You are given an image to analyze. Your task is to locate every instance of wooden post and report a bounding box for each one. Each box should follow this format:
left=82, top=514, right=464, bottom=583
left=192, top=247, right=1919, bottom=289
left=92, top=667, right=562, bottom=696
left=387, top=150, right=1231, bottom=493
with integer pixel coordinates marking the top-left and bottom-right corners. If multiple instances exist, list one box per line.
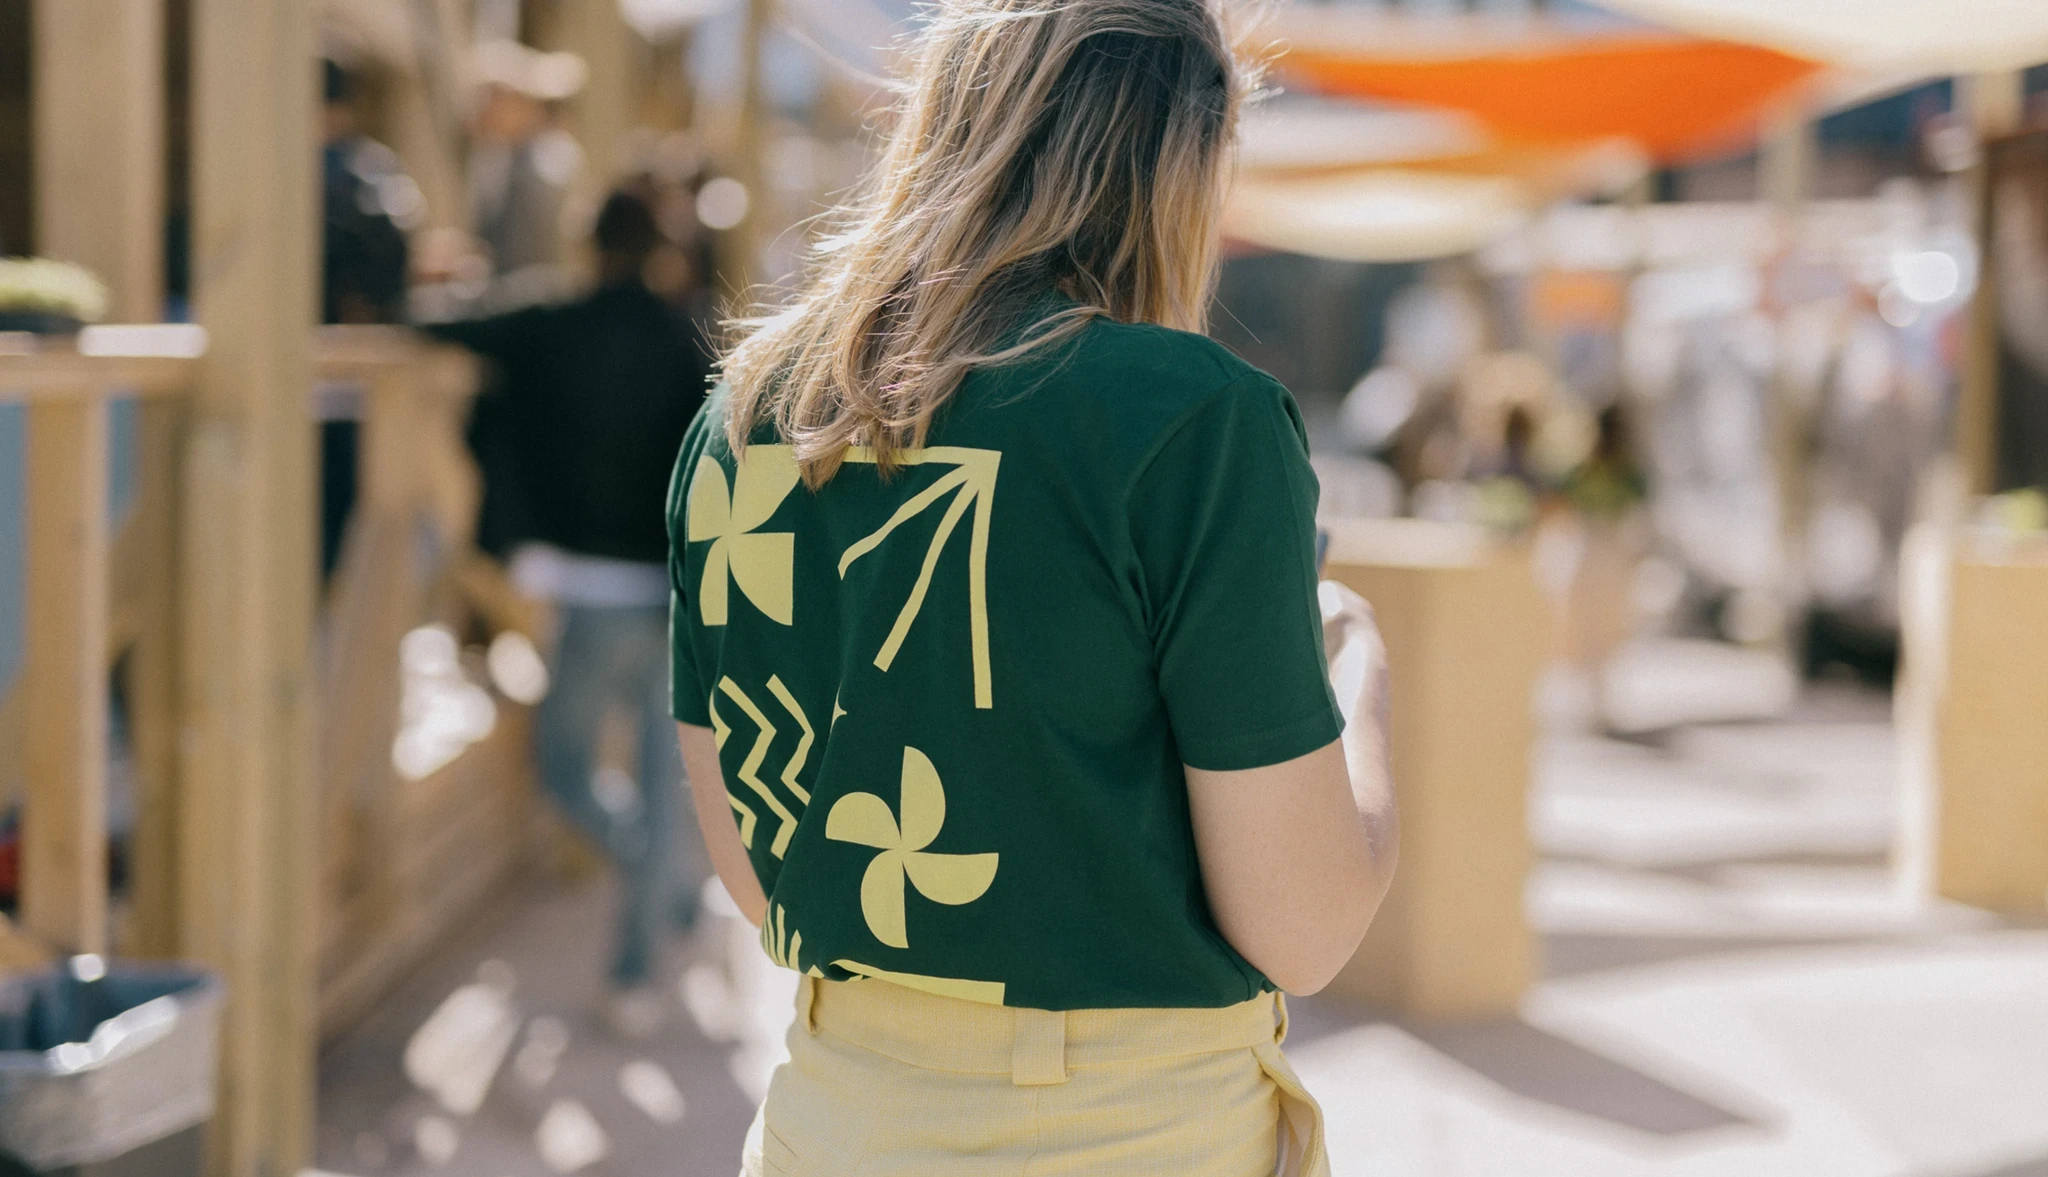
left=33, top=0, right=181, bottom=961
left=379, top=0, right=473, bottom=232
left=125, top=399, right=186, bottom=959
left=186, top=0, right=320, bottom=1169
left=1321, top=520, right=1547, bottom=1019
left=1760, top=109, right=1815, bottom=652
left=1958, top=71, right=2026, bottom=496
left=31, top=0, right=166, bottom=321
left=21, top=397, right=112, bottom=957
left=726, top=0, right=774, bottom=292
left=1933, top=541, right=2048, bottom=915
left=322, top=361, right=430, bottom=945
left=537, top=0, right=641, bottom=187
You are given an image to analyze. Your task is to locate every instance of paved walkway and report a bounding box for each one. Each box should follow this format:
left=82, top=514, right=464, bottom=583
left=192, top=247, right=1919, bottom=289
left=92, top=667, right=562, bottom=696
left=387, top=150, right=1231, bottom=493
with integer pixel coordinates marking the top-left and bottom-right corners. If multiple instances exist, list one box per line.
left=316, top=643, right=2048, bottom=1177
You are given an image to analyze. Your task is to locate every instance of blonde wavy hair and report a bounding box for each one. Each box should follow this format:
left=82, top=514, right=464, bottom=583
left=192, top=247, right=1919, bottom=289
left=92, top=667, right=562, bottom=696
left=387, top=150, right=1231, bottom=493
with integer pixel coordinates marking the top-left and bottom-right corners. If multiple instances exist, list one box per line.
left=722, top=0, right=1254, bottom=485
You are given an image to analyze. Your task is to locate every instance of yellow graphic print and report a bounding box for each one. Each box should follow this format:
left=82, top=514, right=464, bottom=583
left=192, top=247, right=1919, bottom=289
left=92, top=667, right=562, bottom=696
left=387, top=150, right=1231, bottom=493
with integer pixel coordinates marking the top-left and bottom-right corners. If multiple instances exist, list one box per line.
left=707, top=692, right=757, bottom=849
left=718, top=677, right=802, bottom=858
left=762, top=904, right=823, bottom=977
left=765, top=676, right=814, bottom=805
left=825, top=746, right=999, bottom=950
left=687, top=445, right=800, bottom=626
left=840, top=447, right=1001, bottom=709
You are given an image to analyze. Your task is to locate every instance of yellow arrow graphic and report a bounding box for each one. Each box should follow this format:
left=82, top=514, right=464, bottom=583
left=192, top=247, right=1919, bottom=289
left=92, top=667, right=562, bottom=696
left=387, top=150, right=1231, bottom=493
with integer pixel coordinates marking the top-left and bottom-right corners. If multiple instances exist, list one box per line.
left=840, top=447, right=1000, bottom=710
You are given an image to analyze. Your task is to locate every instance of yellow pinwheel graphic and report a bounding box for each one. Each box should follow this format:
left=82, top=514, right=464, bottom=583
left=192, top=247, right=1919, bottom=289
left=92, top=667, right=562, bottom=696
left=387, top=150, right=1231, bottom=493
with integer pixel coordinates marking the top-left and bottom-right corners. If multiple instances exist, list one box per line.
left=687, top=445, right=800, bottom=626
left=825, top=746, right=999, bottom=950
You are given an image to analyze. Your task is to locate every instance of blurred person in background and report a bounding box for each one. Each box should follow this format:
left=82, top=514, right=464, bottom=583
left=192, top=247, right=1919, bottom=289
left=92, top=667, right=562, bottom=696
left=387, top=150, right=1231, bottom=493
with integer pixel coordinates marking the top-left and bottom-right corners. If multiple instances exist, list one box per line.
left=424, top=189, right=714, bottom=1036
left=469, top=40, right=587, bottom=285
left=1563, top=403, right=1650, bottom=729
left=320, top=58, right=418, bottom=578
left=460, top=41, right=589, bottom=560
left=1473, top=402, right=1547, bottom=535
left=670, top=2, right=1397, bottom=1174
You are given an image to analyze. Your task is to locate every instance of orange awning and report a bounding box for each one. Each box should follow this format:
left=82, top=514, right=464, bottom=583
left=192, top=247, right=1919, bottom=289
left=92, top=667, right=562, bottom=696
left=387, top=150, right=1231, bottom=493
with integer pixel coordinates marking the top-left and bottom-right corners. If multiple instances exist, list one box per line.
left=1270, top=14, right=1825, bottom=164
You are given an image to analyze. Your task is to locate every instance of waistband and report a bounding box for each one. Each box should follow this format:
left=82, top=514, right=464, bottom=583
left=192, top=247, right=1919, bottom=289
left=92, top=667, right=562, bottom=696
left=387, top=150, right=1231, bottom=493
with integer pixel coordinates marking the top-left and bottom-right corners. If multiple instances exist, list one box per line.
left=796, top=975, right=1288, bottom=1087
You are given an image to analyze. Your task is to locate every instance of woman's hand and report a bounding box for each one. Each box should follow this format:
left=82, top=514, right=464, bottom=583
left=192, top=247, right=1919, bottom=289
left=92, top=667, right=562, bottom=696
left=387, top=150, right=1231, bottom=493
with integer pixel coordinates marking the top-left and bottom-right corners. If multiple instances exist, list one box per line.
left=1320, top=581, right=1394, bottom=817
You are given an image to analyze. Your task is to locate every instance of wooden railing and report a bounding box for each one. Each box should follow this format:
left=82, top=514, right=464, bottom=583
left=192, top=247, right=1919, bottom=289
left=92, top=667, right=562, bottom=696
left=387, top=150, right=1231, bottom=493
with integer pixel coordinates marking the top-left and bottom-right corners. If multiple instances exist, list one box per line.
left=308, top=326, right=542, bottom=1035
left=0, top=323, right=543, bottom=1031
left=0, top=326, right=201, bottom=964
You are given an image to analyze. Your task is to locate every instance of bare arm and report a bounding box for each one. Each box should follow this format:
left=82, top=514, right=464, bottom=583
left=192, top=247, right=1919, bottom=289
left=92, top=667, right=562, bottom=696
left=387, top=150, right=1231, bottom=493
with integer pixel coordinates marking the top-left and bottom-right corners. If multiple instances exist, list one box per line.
left=677, top=722, right=769, bottom=928
left=1185, top=584, right=1399, bottom=995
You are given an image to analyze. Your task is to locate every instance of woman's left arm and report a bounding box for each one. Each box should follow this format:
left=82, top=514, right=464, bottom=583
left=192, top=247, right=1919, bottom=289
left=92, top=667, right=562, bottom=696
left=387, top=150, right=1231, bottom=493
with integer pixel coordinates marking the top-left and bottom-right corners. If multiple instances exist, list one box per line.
left=677, top=722, right=769, bottom=928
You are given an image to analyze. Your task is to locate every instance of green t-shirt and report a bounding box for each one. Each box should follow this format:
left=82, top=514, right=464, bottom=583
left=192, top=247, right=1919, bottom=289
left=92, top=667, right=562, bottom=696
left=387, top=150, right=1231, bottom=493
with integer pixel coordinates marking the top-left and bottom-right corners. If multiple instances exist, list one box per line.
left=667, top=310, right=1342, bottom=1011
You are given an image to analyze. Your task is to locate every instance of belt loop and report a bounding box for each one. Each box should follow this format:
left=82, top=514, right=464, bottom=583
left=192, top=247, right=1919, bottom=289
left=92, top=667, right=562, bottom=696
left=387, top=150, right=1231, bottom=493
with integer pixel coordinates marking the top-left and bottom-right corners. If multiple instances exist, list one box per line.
left=1011, top=1007, right=1069, bottom=1086
left=796, top=973, right=820, bottom=1035
left=1273, top=991, right=1290, bottom=1045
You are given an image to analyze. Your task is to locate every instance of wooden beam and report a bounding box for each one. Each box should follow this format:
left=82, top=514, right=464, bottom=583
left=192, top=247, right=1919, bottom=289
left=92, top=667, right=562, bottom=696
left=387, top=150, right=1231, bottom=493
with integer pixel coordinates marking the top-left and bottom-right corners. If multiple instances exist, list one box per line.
left=735, top=0, right=773, bottom=289
left=122, top=399, right=187, bottom=958
left=24, top=0, right=182, bottom=957
left=321, top=364, right=430, bottom=944
left=1760, top=110, right=1816, bottom=647
left=377, top=0, right=474, bottom=232
left=1958, top=72, right=2026, bottom=496
left=5, top=0, right=184, bottom=917
left=21, top=396, right=111, bottom=956
left=535, top=0, right=640, bottom=184
left=185, top=0, right=319, bottom=1169
left=0, top=328, right=203, bottom=401
left=533, top=0, right=642, bottom=274
left=32, top=0, right=166, bottom=322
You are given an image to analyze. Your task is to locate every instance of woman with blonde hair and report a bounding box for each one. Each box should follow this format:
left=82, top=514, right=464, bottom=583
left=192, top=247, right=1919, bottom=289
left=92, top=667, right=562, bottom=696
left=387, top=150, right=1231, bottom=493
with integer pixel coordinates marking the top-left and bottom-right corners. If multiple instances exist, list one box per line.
left=669, top=2, right=1398, bottom=1173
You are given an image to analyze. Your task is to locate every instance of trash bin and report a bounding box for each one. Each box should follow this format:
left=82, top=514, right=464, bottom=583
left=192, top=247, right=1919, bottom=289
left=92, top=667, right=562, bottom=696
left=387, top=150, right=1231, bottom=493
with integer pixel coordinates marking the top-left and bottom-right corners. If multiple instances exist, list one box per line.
left=0, top=956, right=220, bottom=1176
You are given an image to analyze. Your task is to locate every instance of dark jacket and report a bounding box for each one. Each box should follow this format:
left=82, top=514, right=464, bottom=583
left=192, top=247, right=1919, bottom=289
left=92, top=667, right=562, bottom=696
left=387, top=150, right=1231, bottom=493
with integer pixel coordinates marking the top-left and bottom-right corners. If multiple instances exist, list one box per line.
left=425, top=280, right=713, bottom=563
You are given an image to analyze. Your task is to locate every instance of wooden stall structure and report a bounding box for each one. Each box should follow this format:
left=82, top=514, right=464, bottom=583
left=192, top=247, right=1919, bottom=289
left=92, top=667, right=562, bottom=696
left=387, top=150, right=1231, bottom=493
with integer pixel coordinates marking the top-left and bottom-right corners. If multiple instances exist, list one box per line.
left=1321, top=518, right=1550, bottom=1020
left=1, top=331, right=199, bottom=967
left=0, top=324, right=541, bottom=1173
left=1897, top=528, right=2048, bottom=918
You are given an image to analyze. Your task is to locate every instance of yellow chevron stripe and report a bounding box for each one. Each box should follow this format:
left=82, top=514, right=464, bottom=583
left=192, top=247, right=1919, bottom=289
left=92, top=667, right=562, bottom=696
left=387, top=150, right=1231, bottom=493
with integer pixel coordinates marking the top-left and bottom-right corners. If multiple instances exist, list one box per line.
left=710, top=692, right=756, bottom=845
left=709, top=692, right=732, bottom=750
left=719, top=677, right=800, bottom=858
left=728, top=794, right=757, bottom=848
left=766, top=675, right=814, bottom=804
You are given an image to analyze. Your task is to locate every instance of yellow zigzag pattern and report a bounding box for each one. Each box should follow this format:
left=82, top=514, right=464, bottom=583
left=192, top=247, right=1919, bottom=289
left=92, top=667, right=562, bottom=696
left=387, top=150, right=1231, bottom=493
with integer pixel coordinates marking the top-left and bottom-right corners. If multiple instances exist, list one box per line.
left=766, top=676, right=814, bottom=805
left=708, top=692, right=758, bottom=849
left=718, top=678, right=799, bottom=858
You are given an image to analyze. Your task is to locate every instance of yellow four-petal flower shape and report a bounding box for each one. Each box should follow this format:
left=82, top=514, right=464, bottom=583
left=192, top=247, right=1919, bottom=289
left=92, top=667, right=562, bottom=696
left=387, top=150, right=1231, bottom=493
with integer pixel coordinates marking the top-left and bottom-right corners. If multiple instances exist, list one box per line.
left=687, top=445, right=800, bottom=625
left=825, top=747, right=999, bottom=950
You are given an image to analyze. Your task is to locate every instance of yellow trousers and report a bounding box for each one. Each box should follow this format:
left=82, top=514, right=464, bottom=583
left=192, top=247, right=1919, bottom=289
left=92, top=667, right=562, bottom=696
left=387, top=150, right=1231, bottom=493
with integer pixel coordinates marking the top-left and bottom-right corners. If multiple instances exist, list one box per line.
left=740, top=976, right=1330, bottom=1177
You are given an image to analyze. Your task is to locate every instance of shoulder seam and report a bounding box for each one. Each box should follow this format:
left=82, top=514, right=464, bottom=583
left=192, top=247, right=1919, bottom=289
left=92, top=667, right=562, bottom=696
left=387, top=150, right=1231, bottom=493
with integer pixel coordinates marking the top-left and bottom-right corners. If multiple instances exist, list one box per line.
left=1122, top=368, right=1279, bottom=501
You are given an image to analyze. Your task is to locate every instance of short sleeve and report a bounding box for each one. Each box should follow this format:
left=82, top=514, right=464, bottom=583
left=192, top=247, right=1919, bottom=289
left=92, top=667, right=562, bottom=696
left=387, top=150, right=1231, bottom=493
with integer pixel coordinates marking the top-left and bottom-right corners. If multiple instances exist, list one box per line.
left=1127, top=374, right=1342, bottom=772
left=667, top=419, right=713, bottom=726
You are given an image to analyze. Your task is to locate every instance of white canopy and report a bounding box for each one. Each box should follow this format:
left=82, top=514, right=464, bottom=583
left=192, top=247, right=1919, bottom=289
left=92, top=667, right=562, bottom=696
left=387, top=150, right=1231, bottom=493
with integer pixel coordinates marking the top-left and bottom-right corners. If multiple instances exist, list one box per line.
left=1225, top=170, right=1531, bottom=263
left=1592, top=0, right=2048, bottom=74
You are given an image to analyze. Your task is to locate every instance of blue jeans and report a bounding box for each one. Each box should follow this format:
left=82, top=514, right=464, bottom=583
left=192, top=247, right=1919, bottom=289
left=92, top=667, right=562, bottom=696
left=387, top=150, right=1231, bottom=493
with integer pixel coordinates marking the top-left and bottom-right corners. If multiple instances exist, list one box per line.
left=537, top=604, right=706, bottom=986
